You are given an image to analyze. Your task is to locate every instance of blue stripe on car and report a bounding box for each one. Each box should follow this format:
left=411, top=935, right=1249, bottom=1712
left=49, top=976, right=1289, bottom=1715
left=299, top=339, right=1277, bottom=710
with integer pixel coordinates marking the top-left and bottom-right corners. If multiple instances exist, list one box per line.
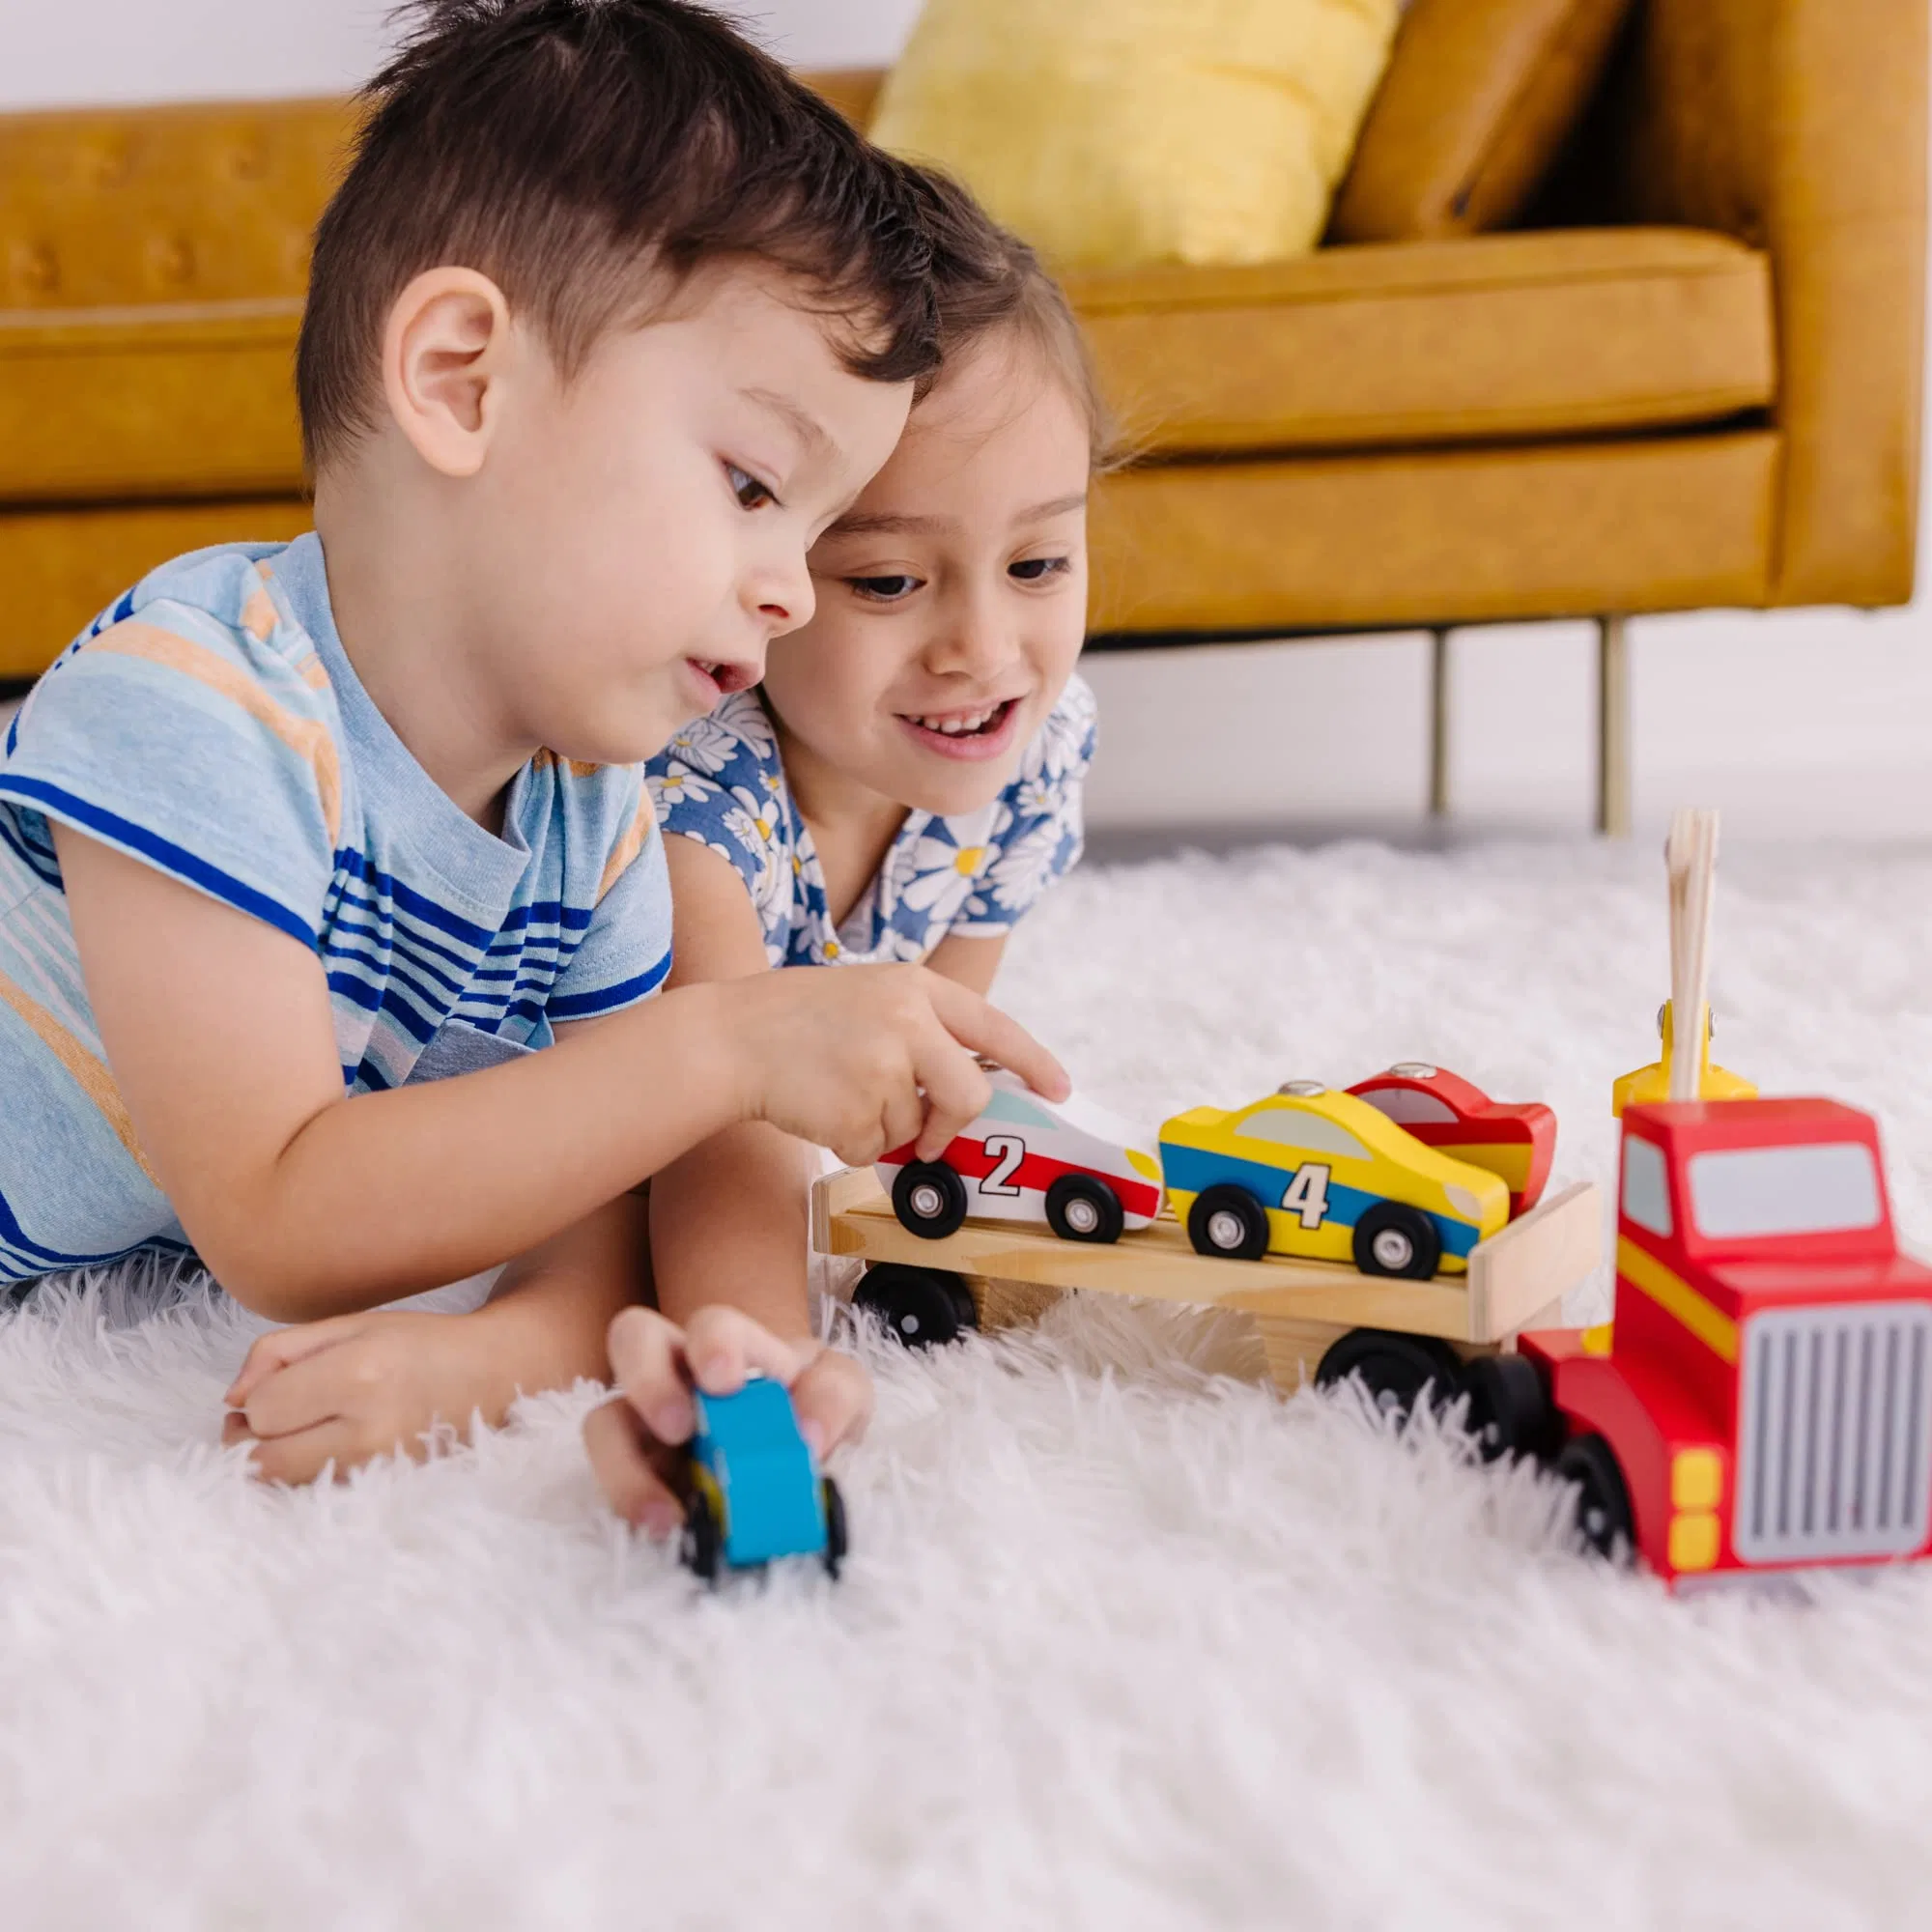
left=1157, top=1141, right=1479, bottom=1258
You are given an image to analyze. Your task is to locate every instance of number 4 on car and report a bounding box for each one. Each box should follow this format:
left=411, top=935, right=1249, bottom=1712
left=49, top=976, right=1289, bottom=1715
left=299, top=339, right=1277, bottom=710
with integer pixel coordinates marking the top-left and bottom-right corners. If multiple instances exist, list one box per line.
left=876, top=1067, right=1164, bottom=1245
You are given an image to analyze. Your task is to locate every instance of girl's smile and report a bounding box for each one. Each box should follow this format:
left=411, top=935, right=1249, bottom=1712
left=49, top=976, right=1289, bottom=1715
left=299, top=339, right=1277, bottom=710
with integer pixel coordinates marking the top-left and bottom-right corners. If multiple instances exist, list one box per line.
left=895, top=694, right=1026, bottom=760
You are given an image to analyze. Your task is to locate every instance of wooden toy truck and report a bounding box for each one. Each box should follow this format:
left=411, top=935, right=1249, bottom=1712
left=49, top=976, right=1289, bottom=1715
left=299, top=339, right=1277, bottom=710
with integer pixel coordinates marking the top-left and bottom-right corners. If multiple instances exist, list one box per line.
left=1512, top=1095, right=1932, bottom=1588
left=811, top=1163, right=1603, bottom=1422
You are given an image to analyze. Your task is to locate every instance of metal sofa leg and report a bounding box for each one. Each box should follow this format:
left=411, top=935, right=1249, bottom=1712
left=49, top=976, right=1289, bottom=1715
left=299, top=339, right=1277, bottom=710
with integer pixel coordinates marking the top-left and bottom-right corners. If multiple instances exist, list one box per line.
left=1597, top=614, right=1632, bottom=838
left=1429, top=626, right=1451, bottom=819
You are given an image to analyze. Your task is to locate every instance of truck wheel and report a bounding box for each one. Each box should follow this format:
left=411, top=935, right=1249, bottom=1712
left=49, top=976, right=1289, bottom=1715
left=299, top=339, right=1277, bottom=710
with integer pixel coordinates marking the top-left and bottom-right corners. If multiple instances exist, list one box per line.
left=892, top=1161, right=969, bottom=1239
left=1462, top=1353, right=1558, bottom=1462
left=681, top=1487, right=722, bottom=1584
left=1316, top=1328, right=1464, bottom=1419
left=1187, top=1183, right=1270, bottom=1261
left=1045, top=1174, right=1124, bottom=1243
left=821, top=1477, right=847, bottom=1580
left=853, top=1263, right=978, bottom=1349
left=1351, top=1203, right=1441, bottom=1279
left=1556, top=1434, right=1634, bottom=1561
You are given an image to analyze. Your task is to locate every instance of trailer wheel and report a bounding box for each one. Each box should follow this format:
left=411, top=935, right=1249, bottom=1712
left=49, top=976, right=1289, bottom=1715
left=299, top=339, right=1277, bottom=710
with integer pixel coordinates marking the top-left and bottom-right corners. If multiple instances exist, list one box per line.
left=853, top=1264, right=977, bottom=1349
left=1462, top=1353, right=1558, bottom=1462
left=1316, top=1328, right=1464, bottom=1419
left=892, top=1161, right=969, bottom=1239
left=1556, top=1434, right=1634, bottom=1561
left=1045, top=1174, right=1124, bottom=1244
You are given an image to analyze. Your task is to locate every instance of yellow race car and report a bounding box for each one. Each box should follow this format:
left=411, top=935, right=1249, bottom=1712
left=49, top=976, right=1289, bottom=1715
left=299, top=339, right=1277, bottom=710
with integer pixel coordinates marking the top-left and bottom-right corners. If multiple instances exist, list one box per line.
left=1158, top=1083, right=1510, bottom=1278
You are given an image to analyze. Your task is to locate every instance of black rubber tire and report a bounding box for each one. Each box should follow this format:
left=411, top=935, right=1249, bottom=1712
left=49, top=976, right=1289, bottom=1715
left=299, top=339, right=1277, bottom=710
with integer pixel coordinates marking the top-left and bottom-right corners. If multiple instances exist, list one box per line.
left=1187, top=1183, right=1271, bottom=1261
left=892, top=1161, right=969, bottom=1239
left=821, top=1477, right=848, bottom=1580
left=1556, top=1434, right=1635, bottom=1561
left=1316, top=1327, right=1465, bottom=1419
left=681, top=1486, right=722, bottom=1584
left=1045, top=1174, right=1124, bottom=1244
left=852, top=1263, right=977, bottom=1349
left=1462, top=1352, right=1559, bottom=1463
left=1351, top=1202, right=1442, bottom=1280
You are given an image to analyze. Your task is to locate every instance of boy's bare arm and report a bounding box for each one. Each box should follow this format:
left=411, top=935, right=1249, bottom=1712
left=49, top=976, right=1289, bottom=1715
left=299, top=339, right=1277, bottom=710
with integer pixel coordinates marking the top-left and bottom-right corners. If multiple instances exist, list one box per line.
left=225, top=1189, right=649, bottom=1484
left=55, top=827, right=1063, bottom=1322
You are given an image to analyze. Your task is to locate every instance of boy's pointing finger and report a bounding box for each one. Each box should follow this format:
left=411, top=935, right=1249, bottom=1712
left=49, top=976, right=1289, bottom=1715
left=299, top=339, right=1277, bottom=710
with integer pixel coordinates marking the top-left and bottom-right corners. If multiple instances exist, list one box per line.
left=924, top=977, right=1069, bottom=1102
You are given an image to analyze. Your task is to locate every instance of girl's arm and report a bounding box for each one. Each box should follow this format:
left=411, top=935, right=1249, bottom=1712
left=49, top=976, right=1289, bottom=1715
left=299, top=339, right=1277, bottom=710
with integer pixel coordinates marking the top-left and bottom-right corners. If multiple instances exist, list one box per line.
left=647, top=837, right=822, bottom=1341
left=647, top=849, right=1014, bottom=1340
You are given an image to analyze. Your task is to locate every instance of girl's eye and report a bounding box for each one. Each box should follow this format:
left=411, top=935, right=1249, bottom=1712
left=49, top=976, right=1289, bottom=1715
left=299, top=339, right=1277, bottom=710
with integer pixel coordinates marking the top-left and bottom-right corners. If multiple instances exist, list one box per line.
left=849, top=574, right=922, bottom=602
left=1009, top=555, right=1071, bottom=582
left=725, top=463, right=777, bottom=511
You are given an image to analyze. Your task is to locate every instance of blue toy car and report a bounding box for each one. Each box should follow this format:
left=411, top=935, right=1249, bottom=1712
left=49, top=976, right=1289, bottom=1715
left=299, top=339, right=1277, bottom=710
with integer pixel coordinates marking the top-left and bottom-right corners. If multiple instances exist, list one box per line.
left=681, top=1374, right=847, bottom=1582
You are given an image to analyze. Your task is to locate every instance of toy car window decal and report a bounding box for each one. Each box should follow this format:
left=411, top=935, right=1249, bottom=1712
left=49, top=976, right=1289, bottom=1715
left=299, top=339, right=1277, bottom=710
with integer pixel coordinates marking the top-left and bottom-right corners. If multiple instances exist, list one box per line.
left=1688, top=1143, right=1883, bottom=1240
left=1359, top=1089, right=1458, bottom=1125
left=1280, top=1163, right=1332, bottom=1229
left=980, top=1086, right=1056, bottom=1131
left=1621, top=1137, right=1673, bottom=1237
left=980, top=1135, right=1026, bottom=1195
left=1235, top=1110, right=1368, bottom=1164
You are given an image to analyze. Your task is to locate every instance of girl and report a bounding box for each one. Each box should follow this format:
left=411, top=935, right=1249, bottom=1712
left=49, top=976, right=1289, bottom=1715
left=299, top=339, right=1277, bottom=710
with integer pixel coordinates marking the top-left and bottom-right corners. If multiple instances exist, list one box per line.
left=582, top=185, right=1115, bottom=1526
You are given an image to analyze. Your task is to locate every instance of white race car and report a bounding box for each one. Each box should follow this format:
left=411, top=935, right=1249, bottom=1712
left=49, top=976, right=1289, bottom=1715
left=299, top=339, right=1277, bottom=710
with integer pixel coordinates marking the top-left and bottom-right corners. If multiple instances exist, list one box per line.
left=875, top=1068, right=1163, bottom=1244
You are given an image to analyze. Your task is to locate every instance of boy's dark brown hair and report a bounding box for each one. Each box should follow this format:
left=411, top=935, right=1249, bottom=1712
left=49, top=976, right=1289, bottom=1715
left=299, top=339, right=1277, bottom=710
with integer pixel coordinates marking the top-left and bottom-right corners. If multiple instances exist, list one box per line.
left=297, top=0, right=949, bottom=470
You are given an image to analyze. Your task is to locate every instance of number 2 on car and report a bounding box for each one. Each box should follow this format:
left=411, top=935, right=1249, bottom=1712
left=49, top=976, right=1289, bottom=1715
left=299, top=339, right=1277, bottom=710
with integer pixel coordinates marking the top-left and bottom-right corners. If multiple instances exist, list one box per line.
left=980, top=1136, right=1025, bottom=1195
left=1281, top=1163, right=1331, bottom=1228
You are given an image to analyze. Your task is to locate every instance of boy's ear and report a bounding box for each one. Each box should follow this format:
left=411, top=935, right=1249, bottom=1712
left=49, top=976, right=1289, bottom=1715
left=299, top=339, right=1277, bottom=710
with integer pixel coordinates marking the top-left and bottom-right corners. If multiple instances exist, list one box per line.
left=381, top=268, right=515, bottom=479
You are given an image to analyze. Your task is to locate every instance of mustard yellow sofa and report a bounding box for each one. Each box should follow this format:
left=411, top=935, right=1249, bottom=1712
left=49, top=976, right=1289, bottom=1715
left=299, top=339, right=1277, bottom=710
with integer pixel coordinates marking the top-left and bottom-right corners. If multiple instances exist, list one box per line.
left=0, top=0, right=1922, bottom=832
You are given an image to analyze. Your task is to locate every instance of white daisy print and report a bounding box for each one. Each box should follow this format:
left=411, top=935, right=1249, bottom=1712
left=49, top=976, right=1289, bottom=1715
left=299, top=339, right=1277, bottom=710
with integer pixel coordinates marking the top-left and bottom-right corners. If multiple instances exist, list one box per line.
left=647, top=761, right=718, bottom=821
left=661, top=714, right=743, bottom=775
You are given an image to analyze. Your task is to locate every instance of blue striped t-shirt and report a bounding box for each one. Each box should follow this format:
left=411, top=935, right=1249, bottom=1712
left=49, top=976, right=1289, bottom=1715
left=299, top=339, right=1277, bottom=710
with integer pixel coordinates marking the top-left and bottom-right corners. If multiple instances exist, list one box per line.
left=0, top=533, right=670, bottom=1286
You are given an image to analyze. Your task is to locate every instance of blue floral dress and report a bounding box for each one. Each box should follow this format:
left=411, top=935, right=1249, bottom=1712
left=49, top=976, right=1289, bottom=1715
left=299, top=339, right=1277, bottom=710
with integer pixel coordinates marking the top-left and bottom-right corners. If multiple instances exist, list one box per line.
left=646, top=676, right=1096, bottom=966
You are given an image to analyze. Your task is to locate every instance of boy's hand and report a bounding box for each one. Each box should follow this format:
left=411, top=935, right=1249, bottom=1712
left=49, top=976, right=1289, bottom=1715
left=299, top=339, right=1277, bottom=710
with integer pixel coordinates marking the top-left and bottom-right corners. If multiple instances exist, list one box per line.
left=222, top=1310, right=491, bottom=1484
left=711, top=963, right=1067, bottom=1166
left=582, top=1304, right=872, bottom=1536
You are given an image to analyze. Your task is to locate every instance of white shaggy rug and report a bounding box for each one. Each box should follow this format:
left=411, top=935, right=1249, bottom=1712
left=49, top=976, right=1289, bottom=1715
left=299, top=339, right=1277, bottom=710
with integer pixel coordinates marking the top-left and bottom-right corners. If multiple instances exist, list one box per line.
left=5, top=837, right=1932, bottom=1930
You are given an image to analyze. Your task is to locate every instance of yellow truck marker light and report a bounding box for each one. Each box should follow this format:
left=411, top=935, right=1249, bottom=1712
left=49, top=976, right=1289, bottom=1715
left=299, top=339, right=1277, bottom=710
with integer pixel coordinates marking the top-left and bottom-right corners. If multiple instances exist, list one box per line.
left=1668, top=1511, right=1721, bottom=1573
left=1671, top=1447, right=1723, bottom=1511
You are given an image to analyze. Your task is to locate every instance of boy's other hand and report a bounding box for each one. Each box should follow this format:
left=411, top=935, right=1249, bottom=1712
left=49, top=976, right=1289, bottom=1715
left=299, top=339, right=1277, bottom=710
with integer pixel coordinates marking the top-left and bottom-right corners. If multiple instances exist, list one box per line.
left=706, top=964, right=1067, bottom=1166
left=222, top=1310, right=490, bottom=1484
left=583, top=1304, right=872, bottom=1537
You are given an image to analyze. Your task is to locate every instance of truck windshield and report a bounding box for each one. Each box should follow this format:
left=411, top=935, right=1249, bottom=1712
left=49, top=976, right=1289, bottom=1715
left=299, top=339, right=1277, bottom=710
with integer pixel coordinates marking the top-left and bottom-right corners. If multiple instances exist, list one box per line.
left=1687, top=1142, right=1883, bottom=1239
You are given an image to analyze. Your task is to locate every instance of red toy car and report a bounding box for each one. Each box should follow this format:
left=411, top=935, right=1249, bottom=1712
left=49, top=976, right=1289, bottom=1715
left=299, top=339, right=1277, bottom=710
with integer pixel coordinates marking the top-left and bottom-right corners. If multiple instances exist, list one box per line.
left=1493, top=1097, right=1932, bottom=1589
left=1347, top=1063, right=1556, bottom=1217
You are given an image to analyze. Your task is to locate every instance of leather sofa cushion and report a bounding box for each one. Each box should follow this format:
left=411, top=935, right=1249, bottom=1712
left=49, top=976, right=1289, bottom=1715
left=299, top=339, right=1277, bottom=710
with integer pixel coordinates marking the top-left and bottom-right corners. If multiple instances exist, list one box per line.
left=1331, top=0, right=1634, bottom=242
left=1066, top=227, right=1774, bottom=457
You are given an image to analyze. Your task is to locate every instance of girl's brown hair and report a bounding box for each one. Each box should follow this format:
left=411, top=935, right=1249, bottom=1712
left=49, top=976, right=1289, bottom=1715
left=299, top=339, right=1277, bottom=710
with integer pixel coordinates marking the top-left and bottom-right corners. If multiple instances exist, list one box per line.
left=907, top=169, right=1122, bottom=472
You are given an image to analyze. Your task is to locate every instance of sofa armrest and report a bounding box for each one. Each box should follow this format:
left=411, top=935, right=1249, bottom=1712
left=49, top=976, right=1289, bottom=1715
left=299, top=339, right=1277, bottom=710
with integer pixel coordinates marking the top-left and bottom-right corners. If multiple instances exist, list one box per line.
left=1616, top=0, right=1926, bottom=606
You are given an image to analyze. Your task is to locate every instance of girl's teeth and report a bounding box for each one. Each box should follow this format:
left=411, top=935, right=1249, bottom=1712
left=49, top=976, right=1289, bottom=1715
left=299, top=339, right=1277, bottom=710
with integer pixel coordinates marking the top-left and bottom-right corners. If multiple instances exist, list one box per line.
left=917, top=704, right=1002, bottom=735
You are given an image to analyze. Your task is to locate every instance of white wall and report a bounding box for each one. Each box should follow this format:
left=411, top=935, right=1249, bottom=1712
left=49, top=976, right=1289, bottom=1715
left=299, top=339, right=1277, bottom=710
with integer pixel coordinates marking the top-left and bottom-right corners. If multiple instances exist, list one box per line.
left=0, top=0, right=922, bottom=106
left=5, top=0, right=1929, bottom=842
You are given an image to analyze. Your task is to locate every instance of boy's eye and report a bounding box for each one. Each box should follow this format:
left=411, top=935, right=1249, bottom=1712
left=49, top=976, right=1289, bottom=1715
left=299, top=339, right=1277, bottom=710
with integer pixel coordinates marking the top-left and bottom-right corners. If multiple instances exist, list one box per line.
left=849, top=574, right=922, bottom=602
left=725, top=463, right=777, bottom=511
left=1009, top=555, right=1070, bottom=582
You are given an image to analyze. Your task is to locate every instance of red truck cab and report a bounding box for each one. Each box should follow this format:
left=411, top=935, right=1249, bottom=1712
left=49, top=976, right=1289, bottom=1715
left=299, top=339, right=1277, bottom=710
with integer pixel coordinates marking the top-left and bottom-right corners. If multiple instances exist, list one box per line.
left=1520, top=1098, right=1932, bottom=1586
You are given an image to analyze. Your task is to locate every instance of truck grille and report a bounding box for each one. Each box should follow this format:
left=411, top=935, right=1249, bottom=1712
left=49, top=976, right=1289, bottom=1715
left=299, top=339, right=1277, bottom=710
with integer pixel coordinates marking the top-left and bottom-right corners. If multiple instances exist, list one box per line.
left=1735, top=1302, right=1932, bottom=1565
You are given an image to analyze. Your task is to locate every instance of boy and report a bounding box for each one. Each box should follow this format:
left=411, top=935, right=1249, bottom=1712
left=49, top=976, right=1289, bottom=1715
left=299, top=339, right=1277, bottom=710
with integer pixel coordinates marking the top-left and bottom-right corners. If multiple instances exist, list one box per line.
left=0, top=0, right=1061, bottom=1485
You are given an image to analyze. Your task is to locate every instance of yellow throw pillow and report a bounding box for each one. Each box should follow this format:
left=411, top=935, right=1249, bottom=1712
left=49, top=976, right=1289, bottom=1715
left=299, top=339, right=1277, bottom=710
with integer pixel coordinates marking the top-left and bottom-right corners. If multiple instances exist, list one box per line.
left=869, top=0, right=1403, bottom=271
